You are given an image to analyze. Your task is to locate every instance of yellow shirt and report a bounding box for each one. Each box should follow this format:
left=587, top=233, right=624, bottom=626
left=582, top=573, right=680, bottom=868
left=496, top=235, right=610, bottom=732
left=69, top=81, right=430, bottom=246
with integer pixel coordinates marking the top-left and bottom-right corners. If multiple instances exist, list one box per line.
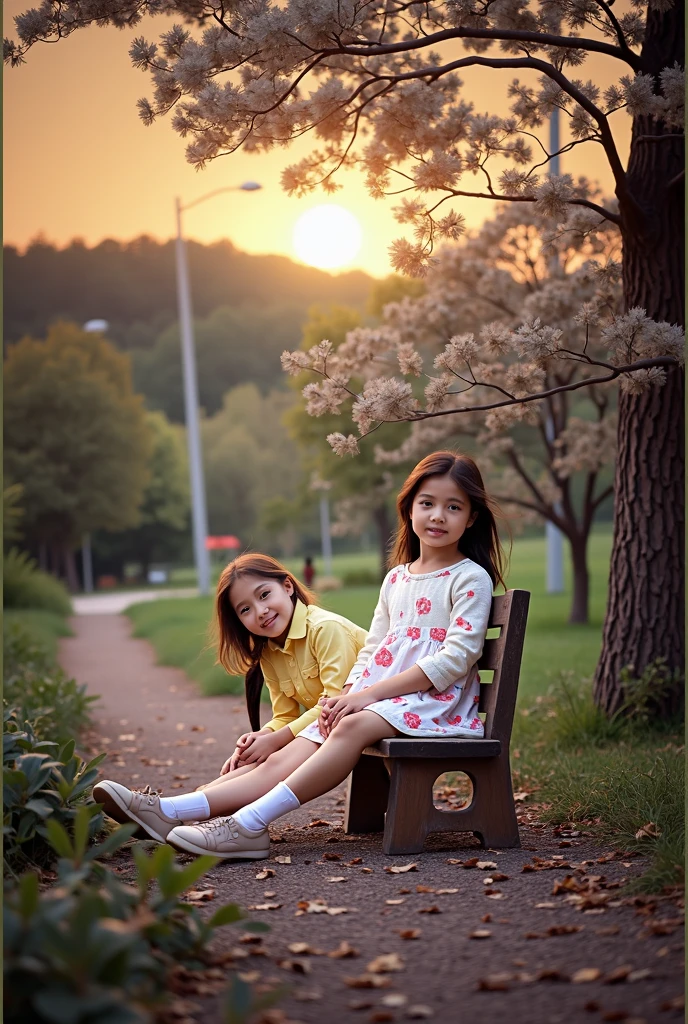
left=260, top=601, right=368, bottom=736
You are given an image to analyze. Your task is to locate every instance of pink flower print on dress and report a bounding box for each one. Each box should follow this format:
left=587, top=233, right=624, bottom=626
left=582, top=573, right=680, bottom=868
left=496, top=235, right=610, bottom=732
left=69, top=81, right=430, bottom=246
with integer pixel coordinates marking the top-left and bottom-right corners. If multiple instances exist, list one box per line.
left=406, top=627, right=421, bottom=640
left=469, top=717, right=482, bottom=730
left=375, top=648, right=393, bottom=668
left=384, top=634, right=397, bottom=646
left=391, top=696, right=407, bottom=705
left=473, top=694, right=480, bottom=703
left=436, top=570, right=451, bottom=577
left=403, top=712, right=421, bottom=730
left=466, top=590, right=474, bottom=597
left=455, top=616, right=473, bottom=631
left=416, top=597, right=432, bottom=615
left=446, top=714, right=462, bottom=726
left=430, top=627, right=447, bottom=642
left=362, top=668, right=370, bottom=679
left=390, top=573, right=398, bottom=584
left=429, top=689, right=454, bottom=702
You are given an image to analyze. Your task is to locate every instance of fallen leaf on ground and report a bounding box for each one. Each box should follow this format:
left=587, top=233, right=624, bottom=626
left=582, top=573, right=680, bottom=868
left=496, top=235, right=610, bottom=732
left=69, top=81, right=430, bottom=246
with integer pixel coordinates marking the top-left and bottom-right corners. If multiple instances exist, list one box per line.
left=513, top=791, right=529, bottom=802
left=203, top=737, right=217, bottom=744
left=535, top=902, right=558, bottom=909
left=361, top=867, right=374, bottom=874
left=446, top=858, right=462, bottom=865
left=248, top=902, right=282, bottom=911
left=603, top=965, right=633, bottom=984
left=399, top=929, right=421, bottom=940
left=348, top=857, right=363, bottom=865
left=477, top=973, right=513, bottom=992
left=328, top=877, right=347, bottom=883
left=118, top=733, right=136, bottom=741
left=485, top=892, right=505, bottom=900
left=381, top=994, right=408, bottom=1007
left=344, top=974, right=391, bottom=989
left=659, top=996, right=684, bottom=1012
left=288, top=942, right=323, bottom=956
left=386, top=899, right=405, bottom=905
left=406, top=1008, right=434, bottom=1020
left=255, top=868, right=275, bottom=880
left=173, top=773, right=191, bottom=780
left=367, top=953, right=404, bottom=973
left=263, top=890, right=276, bottom=897
left=476, top=861, right=498, bottom=870
left=435, top=888, right=459, bottom=895
left=274, top=855, right=292, bottom=864
left=308, top=819, right=332, bottom=827
left=370, top=1012, right=394, bottom=1023
left=190, top=725, right=206, bottom=732
left=184, top=889, right=215, bottom=902
left=416, top=885, right=435, bottom=893
left=322, top=853, right=341, bottom=861
left=627, top=969, right=651, bottom=983
left=327, top=941, right=359, bottom=958
left=470, top=929, right=492, bottom=940
left=296, top=899, right=352, bottom=916
left=571, top=968, right=602, bottom=983
left=237, top=971, right=260, bottom=983
left=536, top=968, right=569, bottom=982
left=349, top=999, right=374, bottom=1011
left=635, top=822, right=661, bottom=840
left=481, top=914, right=492, bottom=923
left=418, top=906, right=441, bottom=914
left=276, top=958, right=311, bottom=975
left=384, top=863, right=418, bottom=874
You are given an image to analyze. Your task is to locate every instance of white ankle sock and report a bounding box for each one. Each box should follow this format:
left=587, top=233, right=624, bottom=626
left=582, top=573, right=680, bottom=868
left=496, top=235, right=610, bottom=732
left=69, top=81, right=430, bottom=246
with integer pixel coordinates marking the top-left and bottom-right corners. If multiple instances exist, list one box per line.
left=160, top=791, right=210, bottom=822
left=234, top=782, right=300, bottom=833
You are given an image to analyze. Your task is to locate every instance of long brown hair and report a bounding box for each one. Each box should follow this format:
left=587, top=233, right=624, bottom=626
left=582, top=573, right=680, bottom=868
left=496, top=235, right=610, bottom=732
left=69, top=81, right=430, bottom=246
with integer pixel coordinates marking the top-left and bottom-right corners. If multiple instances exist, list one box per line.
left=389, top=451, right=509, bottom=589
left=215, top=553, right=315, bottom=730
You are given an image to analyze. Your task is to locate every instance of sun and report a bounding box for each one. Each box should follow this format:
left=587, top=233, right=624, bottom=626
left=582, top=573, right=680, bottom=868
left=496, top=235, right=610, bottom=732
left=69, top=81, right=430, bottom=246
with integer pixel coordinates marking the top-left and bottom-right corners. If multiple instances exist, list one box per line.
left=293, top=205, right=363, bottom=270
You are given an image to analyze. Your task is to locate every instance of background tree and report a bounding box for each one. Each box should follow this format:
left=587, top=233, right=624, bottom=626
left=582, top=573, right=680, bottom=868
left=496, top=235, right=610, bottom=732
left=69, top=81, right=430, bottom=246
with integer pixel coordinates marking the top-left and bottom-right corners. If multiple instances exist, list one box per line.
left=92, top=411, right=190, bottom=580
left=371, top=203, right=619, bottom=624
left=7, top=0, right=683, bottom=710
left=4, top=322, right=151, bottom=590
left=202, top=383, right=304, bottom=550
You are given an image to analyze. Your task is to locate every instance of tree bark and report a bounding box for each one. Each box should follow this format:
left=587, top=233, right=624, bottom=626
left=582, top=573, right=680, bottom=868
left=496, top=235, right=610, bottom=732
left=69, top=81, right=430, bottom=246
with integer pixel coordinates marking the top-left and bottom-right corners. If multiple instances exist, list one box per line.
left=593, top=3, right=685, bottom=714
left=569, top=534, right=589, bottom=625
left=373, top=502, right=394, bottom=582
left=62, top=542, right=81, bottom=593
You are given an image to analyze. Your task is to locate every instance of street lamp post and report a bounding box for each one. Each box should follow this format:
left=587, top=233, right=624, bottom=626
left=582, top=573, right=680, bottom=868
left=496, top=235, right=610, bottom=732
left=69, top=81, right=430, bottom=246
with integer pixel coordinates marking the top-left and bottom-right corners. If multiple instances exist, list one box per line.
left=546, top=109, right=565, bottom=594
left=174, top=182, right=262, bottom=596
left=81, top=319, right=110, bottom=593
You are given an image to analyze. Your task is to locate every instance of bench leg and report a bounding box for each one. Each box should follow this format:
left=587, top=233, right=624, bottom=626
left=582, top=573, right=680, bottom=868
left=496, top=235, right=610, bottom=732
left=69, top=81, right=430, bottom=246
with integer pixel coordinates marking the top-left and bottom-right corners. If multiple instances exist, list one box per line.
left=469, top=755, right=520, bottom=848
left=382, top=759, right=437, bottom=855
left=344, top=754, right=390, bottom=834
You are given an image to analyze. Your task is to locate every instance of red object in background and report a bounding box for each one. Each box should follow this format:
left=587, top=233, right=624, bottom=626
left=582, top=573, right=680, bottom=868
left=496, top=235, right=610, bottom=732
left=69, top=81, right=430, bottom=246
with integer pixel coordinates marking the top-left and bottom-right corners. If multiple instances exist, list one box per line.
left=205, top=536, right=241, bottom=550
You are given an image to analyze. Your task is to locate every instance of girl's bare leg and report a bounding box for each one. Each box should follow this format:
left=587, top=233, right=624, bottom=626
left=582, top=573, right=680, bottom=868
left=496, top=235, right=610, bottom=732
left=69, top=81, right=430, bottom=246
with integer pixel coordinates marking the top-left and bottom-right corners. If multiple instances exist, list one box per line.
left=198, top=763, right=257, bottom=791
left=204, top=738, right=318, bottom=816
left=284, top=711, right=396, bottom=804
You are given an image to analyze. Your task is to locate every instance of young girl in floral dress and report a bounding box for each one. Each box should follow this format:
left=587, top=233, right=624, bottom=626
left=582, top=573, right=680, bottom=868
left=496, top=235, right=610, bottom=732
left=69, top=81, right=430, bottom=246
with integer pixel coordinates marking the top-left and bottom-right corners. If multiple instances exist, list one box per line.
left=97, top=450, right=507, bottom=860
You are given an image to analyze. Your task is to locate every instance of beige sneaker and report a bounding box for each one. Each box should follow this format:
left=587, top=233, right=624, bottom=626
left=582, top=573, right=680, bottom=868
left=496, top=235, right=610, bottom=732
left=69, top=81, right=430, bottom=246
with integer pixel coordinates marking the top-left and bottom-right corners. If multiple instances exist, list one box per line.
left=93, top=780, right=178, bottom=843
left=167, top=816, right=270, bottom=860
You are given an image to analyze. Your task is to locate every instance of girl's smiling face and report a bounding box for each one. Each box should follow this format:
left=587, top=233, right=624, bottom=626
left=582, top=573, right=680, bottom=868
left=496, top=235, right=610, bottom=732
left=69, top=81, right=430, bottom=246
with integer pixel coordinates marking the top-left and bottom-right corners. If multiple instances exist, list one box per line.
left=230, top=574, right=295, bottom=645
left=410, top=473, right=476, bottom=553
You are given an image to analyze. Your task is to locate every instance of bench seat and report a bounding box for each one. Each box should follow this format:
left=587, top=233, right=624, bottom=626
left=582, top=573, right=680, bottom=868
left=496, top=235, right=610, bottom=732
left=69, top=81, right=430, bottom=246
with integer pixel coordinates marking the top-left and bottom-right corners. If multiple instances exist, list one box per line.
left=363, top=738, right=502, bottom=758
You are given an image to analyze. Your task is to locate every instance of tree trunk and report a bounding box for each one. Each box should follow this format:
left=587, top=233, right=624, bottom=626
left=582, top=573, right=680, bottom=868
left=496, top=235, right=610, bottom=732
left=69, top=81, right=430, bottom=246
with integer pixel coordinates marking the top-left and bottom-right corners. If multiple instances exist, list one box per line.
left=568, top=534, right=589, bottom=626
left=62, top=542, right=80, bottom=593
left=373, top=502, right=394, bottom=582
left=593, top=3, right=685, bottom=714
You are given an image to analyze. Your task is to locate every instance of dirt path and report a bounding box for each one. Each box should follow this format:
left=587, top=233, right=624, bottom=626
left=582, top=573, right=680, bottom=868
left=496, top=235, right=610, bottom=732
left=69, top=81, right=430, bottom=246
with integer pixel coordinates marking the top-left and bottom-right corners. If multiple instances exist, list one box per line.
left=60, top=614, right=684, bottom=1024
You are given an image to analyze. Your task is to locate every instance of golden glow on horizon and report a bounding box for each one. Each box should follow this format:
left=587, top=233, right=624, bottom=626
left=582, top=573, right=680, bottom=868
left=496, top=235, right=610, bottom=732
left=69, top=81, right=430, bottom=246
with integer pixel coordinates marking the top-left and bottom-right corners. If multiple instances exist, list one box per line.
left=293, top=205, right=363, bottom=270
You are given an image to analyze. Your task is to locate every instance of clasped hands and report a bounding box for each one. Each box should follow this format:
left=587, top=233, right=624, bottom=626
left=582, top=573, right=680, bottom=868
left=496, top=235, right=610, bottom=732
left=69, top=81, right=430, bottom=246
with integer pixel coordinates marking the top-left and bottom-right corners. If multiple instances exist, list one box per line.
left=318, top=689, right=372, bottom=737
left=220, top=728, right=285, bottom=775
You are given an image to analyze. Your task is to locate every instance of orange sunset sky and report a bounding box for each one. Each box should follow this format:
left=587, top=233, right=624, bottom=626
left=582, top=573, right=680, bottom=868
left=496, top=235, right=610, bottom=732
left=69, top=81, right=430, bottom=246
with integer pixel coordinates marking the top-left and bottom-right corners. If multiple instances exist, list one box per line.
left=4, top=2, right=631, bottom=278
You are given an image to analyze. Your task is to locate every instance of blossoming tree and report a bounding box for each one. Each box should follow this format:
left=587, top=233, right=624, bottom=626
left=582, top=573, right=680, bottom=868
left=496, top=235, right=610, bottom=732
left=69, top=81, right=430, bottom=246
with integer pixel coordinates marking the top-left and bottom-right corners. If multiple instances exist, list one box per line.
left=6, top=0, right=684, bottom=712
left=364, top=202, right=621, bottom=626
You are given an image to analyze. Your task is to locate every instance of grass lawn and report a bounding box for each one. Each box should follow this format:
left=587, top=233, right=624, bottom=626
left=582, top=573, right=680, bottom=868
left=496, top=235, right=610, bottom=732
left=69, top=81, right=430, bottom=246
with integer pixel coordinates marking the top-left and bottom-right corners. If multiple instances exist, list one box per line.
left=4, top=608, right=73, bottom=660
left=127, top=526, right=612, bottom=703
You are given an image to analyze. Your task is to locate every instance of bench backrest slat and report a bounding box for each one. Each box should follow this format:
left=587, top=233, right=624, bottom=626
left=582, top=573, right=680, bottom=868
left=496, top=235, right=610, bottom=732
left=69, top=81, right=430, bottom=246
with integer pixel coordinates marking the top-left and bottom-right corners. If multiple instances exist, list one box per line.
left=477, top=589, right=530, bottom=743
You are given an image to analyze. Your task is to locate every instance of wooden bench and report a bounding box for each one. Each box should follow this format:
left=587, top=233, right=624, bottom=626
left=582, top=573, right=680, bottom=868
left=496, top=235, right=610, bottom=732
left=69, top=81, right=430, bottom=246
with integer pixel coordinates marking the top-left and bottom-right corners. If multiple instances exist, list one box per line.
left=344, top=588, right=530, bottom=854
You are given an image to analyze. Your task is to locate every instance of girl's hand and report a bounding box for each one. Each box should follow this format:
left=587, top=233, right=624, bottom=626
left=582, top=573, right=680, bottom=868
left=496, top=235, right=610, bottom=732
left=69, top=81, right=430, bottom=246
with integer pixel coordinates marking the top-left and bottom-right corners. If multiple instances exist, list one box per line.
left=237, top=729, right=287, bottom=766
left=221, top=731, right=257, bottom=774
left=320, top=691, right=372, bottom=735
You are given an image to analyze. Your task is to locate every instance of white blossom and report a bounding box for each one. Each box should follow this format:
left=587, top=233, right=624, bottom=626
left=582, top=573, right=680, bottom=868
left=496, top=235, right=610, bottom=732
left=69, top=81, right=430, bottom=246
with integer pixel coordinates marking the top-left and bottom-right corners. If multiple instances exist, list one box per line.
left=302, top=380, right=347, bottom=416
left=397, top=343, right=424, bottom=376
left=505, top=362, right=546, bottom=397
left=435, top=333, right=480, bottom=371
left=327, top=432, right=360, bottom=456
left=424, top=374, right=454, bottom=412
left=281, top=349, right=312, bottom=375
left=534, top=174, right=574, bottom=219
left=620, top=367, right=668, bottom=394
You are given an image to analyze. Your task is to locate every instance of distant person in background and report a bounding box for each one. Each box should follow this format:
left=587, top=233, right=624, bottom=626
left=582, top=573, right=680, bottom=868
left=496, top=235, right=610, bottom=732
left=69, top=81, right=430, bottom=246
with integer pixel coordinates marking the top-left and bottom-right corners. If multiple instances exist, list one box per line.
left=303, top=556, right=315, bottom=587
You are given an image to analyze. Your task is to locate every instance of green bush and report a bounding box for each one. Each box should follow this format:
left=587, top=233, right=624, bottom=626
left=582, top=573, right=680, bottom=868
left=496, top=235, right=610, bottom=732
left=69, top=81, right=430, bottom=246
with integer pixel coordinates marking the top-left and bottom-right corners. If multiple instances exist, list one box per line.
left=4, top=807, right=272, bottom=1024
left=3, top=708, right=106, bottom=875
left=341, top=567, right=381, bottom=587
left=3, top=622, right=96, bottom=746
left=3, top=548, right=72, bottom=616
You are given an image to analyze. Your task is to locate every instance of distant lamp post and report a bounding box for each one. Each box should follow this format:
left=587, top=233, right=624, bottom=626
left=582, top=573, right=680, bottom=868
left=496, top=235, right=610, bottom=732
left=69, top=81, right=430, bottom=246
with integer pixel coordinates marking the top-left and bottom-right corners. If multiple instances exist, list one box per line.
left=80, top=319, right=110, bottom=593
left=310, top=475, right=333, bottom=577
left=546, top=108, right=565, bottom=594
left=175, top=181, right=263, bottom=596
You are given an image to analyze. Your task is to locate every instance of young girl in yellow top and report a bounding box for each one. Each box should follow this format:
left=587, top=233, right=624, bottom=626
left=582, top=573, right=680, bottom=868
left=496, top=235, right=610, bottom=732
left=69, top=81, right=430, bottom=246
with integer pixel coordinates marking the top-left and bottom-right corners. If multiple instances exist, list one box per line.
left=93, top=553, right=367, bottom=840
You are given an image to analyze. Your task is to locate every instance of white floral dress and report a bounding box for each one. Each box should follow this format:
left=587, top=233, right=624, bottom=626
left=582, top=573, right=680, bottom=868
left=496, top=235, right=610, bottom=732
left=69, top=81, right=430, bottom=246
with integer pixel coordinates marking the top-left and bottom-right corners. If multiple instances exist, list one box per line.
left=299, top=557, right=493, bottom=742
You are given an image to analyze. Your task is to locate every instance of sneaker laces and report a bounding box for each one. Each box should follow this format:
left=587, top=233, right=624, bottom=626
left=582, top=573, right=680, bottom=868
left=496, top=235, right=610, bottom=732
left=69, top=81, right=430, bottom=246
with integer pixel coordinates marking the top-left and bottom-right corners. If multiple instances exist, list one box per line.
left=203, top=815, right=237, bottom=838
left=132, top=784, right=163, bottom=804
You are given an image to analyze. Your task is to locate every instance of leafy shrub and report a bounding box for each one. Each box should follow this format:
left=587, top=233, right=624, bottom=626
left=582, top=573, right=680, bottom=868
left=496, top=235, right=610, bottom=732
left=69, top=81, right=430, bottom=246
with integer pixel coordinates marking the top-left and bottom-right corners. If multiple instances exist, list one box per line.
left=4, top=808, right=271, bottom=1024
left=3, top=708, right=106, bottom=874
left=342, top=568, right=380, bottom=586
left=618, top=657, right=684, bottom=724
left=4, top=622, right=97, bottom=746
left=3, top=548, right=72, bottom=616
